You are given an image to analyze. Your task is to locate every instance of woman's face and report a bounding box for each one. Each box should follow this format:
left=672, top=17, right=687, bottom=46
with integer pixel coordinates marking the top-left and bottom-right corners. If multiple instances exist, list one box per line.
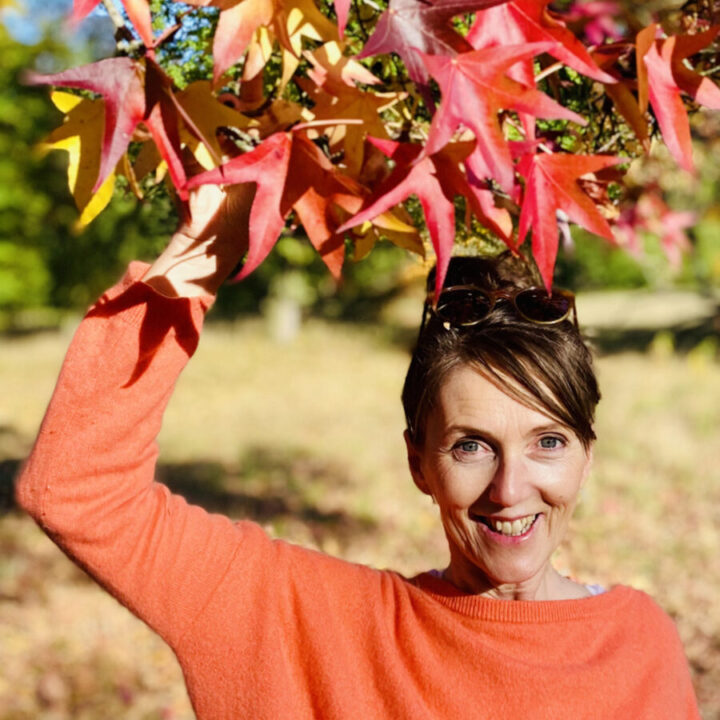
left=405, top=364, right=592, bottom=598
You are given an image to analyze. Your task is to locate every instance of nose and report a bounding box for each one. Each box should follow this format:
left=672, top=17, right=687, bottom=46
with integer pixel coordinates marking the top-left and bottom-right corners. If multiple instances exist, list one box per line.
left=486, top=453, right=532, bottom=508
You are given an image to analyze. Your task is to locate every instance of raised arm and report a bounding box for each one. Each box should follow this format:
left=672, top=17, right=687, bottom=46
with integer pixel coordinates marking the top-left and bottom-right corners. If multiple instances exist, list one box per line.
left=15, top=181, right=263, bottom=648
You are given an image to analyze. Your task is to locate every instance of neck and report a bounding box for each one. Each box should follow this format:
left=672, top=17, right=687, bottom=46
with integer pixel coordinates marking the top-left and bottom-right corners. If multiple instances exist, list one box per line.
left=442, top=559, right=590, bottom=601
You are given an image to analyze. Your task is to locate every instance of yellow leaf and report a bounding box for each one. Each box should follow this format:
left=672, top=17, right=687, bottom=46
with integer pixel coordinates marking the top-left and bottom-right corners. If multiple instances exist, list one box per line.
left=304, top=42, right=380, bottom=90
left=50, top=90, right=83, bottom=114
left=75, top=169, right=116, bottom=230
left=40, top=96, right=115, bottom=225
left=134, top=140, right=162, bottom=181
left=351, top=210, right=422, bottom=260
left=176, top=81, right=250, bottom=168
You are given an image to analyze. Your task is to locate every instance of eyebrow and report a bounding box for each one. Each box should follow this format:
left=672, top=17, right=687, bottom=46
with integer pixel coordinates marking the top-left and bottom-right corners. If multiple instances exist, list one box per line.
left=443, top=421, right=568, bottom=440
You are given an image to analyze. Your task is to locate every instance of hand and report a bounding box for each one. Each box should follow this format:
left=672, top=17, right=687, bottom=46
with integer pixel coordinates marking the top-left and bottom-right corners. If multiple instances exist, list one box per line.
left=143, top=170, right=256, bottom=298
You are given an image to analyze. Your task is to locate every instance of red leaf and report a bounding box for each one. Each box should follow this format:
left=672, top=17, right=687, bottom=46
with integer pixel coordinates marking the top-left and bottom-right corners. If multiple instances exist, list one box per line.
left=420, top=44, right=585, bottom=193
left=334, top=0, right=351, bottom=37
left=357, top=0, right=507, bottom=93
left=516, top=152, right=622, bottom=288
left=186, top=133, right=293, bottom=279
left=145, top=59, right=187, bottom=198
left=282, top=135, right=364, bottom=278
left=187, top=132, right=366, bottom=279
left=26, top=58, right=145, bottom=193
left=209, top=0, right=274, bottom=84
left=338, top=138, right=512, bottom=298
left=467, top=0, right=615, bottom=85
left=637, top=25, right=720, bottom=172
left=26, top=58, right=187, bottom=197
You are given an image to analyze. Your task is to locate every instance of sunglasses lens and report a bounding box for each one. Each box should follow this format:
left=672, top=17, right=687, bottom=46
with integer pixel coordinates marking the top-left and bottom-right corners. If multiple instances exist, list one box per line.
left=515, top=289, right=572, bottom=322
left=435, top=288, right=492, bottom=326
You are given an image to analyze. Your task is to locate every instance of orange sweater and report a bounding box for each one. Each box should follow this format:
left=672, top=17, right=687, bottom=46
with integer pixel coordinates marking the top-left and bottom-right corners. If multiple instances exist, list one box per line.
left=17, top=264, right=700, bottom=720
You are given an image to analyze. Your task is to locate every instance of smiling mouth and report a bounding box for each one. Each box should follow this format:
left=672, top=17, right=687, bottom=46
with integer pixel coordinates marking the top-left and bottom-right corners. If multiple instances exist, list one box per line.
left=472, top=513, right=539, bottom=537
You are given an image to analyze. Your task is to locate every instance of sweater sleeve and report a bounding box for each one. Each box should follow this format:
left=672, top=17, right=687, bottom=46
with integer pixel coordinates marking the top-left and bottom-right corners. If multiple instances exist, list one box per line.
left=15, top=263, right=253, bottom=648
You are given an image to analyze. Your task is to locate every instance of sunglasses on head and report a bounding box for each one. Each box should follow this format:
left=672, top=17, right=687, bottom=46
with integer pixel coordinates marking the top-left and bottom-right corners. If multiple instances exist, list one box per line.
left=422, top=285, right=578, bottom=330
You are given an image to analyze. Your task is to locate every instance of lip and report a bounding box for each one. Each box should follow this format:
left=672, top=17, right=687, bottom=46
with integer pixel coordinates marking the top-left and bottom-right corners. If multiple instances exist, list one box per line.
left=472, top=513, right=542, bottom=546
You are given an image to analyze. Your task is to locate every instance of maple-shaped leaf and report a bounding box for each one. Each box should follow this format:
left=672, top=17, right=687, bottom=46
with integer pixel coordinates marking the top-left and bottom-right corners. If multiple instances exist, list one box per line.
left=516, top=152, right=622, bottom=288
left=183, top=0, right=337, bottom=85
left=338, top=138, right=513, bottom=299
left=350, top=204, right=423, bottom=261
left=467, top=0, right=615, bottom=85
left=187, top=132, right=367, bottom=278
left=71, top=0, right=154, bottom=49
left=297, top=77, right=404, bottom=177
left=304, top=42, right=380, bottom=93
left=26, top=57, right=187, bottom=198
left=186, top=133, right=292, bottom=278
left=39, top=92, right=116, bottom=228
left=26, top=57, right=145, bottom=194
left=421, top=44, right=586, bottom=193
left=175, top=81, right=251, bottom=169
left=357, top=0, right=507, bottom=94
left=637, top=24, right=720, bottom=173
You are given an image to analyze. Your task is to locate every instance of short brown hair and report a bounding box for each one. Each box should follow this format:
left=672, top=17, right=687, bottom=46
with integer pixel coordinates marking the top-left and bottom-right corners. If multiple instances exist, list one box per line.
left=402, top=254, right=600, bottom=448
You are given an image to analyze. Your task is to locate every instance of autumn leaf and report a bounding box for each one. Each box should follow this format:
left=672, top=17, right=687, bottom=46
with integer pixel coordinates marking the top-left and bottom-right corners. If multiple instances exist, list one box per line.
left=350, top=205, right=422, bottom=261
left=467, top=0, right=615, bottom=85
left=26, top=58, right=145, bottom=194
left=297, top=77, right=404, bottom=176
left=187, top=132, right=370, bottom=278
left=637, top=24, right=720, bottom=172
left=420, top=43, right=586, bottom=193
left=26, top=57, right=190, bottom=199
left=334, top=0, right=351, bottom=38
left=186, top=132, right=292, bottom=278
left=591, top=43, right=649, bottom=149
left=175, top=81, right=251, bottom=169
left=357, top=0, right=508, bottom=94
left=183, top=0, right=337, bottom=85
left=304, top=42, right=380, bottom=94
left=516, top=151, right=622, bottom=288
left=70, top=0, right=154, bottom=49
left=143, top=58, right=187, bottom=194
left=338, top=138, right=513, bottom=298
left=39, top=92, right=116, bottom=228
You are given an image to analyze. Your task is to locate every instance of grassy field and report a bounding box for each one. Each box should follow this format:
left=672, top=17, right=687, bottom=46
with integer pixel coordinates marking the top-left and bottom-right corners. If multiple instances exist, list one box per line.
left=1, top=297, right=719, bottom=719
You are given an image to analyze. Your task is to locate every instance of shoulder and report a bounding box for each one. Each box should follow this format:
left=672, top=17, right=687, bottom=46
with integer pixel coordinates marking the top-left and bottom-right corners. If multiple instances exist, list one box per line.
left=607, top=585, right=687, bottom=651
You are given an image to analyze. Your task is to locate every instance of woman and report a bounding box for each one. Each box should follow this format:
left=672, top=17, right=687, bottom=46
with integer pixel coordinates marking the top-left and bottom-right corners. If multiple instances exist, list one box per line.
left=16, top=183, right=700, bottom=718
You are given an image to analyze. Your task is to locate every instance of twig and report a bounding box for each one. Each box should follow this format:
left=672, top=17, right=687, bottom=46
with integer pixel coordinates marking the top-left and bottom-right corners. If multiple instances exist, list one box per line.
left=596, top=131, right=622, bottom=154
left=101, top=0, right=126, bottom=33
left=535, top=61, right=564, bottom=84
left=293, top=118, right=365, bottom=130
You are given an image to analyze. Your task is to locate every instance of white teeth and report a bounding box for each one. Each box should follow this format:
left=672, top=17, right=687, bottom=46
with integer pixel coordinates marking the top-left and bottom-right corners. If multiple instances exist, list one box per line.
left=490, top=514, right=535, bottom=536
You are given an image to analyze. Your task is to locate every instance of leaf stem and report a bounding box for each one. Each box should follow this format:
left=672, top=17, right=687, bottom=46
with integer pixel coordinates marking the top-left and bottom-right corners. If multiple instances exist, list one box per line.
left=535, top=61, right=564, bottom=83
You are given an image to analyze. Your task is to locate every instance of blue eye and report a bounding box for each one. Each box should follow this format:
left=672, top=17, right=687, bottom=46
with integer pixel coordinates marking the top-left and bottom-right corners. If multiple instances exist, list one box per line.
left=459, top=440, right=480, bottom=453
left=539, top=436, right=564, bottom=450
left=451, top=439, right=492, bottom=462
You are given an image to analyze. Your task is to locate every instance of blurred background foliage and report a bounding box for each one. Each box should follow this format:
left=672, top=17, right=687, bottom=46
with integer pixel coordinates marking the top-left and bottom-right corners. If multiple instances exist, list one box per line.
left=1, top=0, right=719, bottom=333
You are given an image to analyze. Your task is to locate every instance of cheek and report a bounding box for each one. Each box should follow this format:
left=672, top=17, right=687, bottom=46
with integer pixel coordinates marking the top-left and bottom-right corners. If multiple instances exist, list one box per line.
left=434, top=465, right=493, bottom=508
left=541, top=462, right=587, bottom=508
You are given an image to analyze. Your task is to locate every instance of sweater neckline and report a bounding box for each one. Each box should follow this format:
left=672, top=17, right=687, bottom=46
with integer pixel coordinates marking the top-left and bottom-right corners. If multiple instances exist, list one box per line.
left=409, top=572, right=634, bottom=623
